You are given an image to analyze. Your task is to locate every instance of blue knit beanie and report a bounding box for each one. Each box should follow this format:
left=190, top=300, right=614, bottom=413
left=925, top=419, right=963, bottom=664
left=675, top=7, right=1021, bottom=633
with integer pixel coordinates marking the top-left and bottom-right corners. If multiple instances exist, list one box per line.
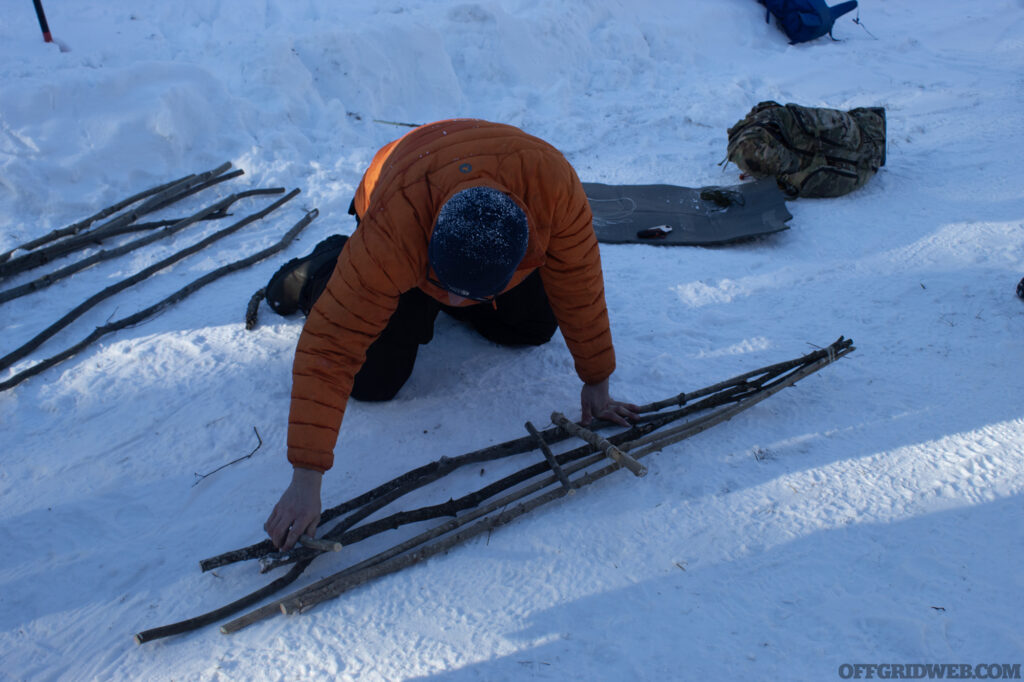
left=428, top=186, right=529, bottom=300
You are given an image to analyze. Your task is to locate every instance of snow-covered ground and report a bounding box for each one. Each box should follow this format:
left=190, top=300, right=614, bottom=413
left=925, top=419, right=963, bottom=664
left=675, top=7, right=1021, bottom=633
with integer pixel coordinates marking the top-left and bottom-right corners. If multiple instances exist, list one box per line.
left=2, top=1, right=1022, bottom=679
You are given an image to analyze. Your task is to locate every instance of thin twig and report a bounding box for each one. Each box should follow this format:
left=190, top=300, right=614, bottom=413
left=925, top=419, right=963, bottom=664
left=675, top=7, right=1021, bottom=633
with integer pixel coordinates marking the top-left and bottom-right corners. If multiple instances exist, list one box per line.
left=193, top=427, right=264, bottom=487
left=372, top=118, right=422, bottom=128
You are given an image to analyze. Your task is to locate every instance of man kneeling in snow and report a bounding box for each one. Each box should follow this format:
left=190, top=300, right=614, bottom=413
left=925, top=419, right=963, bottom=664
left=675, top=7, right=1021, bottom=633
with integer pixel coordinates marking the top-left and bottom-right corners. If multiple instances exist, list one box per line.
left=265, top=119, right=637, bottom=551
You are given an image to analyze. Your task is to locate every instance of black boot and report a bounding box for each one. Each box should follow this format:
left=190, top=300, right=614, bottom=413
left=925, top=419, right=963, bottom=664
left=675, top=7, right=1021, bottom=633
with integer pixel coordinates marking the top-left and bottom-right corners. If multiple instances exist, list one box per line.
left=265, top=234, right=348, bottom=316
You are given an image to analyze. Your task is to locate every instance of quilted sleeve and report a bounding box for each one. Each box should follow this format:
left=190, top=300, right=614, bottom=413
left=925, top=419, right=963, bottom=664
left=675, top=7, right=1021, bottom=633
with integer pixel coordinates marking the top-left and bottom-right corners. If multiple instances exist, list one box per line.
left=286, top=219, right=419, bottom=472
left=538, top=161, right=616, bottom=385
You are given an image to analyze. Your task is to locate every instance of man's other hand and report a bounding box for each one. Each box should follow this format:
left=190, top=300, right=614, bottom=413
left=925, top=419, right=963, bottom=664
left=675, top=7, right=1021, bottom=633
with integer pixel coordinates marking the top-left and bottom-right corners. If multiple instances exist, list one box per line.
left=580, top=377, right=640, bottom=426
left=264, top=468, right=322, bottom=551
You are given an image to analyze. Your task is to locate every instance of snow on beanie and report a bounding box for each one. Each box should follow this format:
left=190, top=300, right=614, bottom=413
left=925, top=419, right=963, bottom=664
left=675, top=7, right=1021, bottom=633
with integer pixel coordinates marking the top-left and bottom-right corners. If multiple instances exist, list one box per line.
left=428, top=186, right=529, bottom=300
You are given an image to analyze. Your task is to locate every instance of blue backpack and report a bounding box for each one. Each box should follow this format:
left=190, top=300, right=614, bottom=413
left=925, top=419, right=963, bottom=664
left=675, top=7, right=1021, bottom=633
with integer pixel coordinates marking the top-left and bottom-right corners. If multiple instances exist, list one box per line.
left=759, top=0, right=858, bottom=44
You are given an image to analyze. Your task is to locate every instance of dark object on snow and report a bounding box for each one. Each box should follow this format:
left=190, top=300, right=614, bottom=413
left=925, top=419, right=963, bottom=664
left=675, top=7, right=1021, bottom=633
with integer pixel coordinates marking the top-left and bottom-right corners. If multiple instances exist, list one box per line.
left=759, top=0, right=858, bottom=44
left=265, top=234, right=347, bottom=316
left=1017, top=276, right=1024, bottom=300
left=584, top=179, right=791, bottom=246
left=727, top=101, right=886, bottom=198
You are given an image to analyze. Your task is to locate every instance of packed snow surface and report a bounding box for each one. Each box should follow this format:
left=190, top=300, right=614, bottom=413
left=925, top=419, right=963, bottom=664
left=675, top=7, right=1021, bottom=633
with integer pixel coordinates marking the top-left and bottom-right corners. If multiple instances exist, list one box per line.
left=1, top=1, right=1022, bottom=680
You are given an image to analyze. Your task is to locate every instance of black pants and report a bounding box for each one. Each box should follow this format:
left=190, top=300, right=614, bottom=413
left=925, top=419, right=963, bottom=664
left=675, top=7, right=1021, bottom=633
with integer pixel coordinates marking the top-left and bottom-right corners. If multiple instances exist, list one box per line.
left=308, top=235, right=557, bottom=402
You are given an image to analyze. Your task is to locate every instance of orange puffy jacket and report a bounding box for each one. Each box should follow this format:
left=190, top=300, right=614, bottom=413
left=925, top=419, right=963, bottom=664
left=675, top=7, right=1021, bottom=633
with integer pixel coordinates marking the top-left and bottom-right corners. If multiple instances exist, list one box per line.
left=288, top=119, right=615, bottom=472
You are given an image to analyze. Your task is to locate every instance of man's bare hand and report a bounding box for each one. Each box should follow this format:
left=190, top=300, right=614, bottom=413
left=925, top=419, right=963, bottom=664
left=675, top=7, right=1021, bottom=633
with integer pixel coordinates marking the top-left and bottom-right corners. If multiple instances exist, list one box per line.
left=580, top=377, right=640, bottom=426
left=264, top=468, right=322, bottom=551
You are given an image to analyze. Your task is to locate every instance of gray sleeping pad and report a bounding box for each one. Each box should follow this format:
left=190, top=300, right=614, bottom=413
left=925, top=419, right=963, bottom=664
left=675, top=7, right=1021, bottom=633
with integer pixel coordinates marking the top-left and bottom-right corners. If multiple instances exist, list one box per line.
left=583, top=179, right=791, bottom=246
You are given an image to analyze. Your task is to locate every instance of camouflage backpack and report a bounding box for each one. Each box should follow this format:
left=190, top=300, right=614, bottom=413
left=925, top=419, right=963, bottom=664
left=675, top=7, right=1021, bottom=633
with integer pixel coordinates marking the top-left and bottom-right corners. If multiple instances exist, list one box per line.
left=726, top=101, right=886, bottom=198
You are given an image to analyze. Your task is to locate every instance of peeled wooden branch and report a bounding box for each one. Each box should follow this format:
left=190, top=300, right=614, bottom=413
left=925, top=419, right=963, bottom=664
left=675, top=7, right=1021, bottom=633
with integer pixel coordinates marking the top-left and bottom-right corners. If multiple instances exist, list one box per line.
left=299, top=535, right=342, bottom=552
left=526, top=420, right=574, bottom=493
left=0, top=207, right=317, bottom=392
left=552, top=412, right=647, bottom=477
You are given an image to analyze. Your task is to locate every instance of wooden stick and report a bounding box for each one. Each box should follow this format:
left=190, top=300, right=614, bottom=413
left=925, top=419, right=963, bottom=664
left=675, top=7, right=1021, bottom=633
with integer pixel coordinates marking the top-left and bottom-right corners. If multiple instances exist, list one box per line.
left=258, top=535, right=342, bottom=571
left=299, top=535, right=342, bottom=552
left=241, top=461, right=603, bottom=627
left=281, top=489, right=572, bottom=616
left=255, top=464, right=459, bottom=574
left=625, top=344, right=855, bottom=459
left=526, top=420, right=574, bottom=493
left=551, top=412, right=647, bottom=477
left=209, top=432, right=651, bottom=630
left=2, top=209, right=230, bottom=276
left=146, top=167, right=243, bottom=213
left=134, top=558, right=314, bottom=645
left=0, top=206, right=316, bottom=392
left=233, top=449, right=638, bottom=627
